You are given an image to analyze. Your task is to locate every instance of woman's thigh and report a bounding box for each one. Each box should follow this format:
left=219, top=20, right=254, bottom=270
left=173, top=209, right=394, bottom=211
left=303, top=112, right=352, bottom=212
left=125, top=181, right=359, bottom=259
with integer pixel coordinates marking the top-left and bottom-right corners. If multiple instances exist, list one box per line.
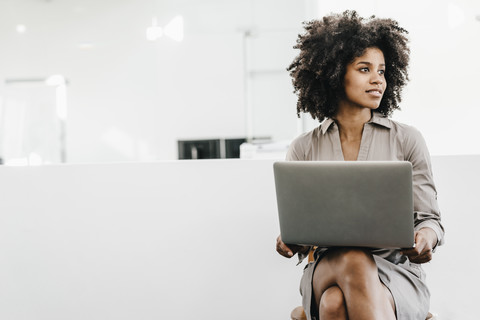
left=311, top=248, right=395, bottom=316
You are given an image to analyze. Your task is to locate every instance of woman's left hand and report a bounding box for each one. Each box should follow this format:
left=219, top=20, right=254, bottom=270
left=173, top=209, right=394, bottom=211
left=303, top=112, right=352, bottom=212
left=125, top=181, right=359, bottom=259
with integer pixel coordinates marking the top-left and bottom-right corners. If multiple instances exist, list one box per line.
left=401, top=227, right=438, bottom=264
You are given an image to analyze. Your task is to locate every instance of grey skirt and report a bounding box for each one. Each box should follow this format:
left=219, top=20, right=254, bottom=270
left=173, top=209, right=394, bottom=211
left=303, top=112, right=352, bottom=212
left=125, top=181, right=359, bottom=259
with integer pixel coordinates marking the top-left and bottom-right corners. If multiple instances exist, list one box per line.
left=299, top=252, right=430, bottom=320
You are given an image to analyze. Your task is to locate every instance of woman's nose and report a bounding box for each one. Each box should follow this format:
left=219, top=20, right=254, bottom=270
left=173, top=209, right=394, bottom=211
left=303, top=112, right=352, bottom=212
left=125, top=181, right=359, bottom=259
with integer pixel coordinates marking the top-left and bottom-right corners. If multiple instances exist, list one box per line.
left=370, top=73, right=383, bottom=85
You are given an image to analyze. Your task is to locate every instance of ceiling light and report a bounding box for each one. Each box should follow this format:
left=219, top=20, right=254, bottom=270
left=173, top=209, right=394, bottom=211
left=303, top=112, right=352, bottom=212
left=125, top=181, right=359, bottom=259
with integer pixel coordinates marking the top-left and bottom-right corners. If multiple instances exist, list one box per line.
left=146, top=17, right=163, bottom=41
left=146, top=15, right=183, bottom=42
left=16, top=24, right=26, bottom=33
left=164, top=16, right=184, bottom=42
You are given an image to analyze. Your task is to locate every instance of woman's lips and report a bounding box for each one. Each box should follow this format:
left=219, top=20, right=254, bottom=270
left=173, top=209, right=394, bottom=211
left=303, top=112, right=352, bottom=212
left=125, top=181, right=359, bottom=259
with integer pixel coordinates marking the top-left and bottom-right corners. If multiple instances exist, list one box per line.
left=366, top=89, right=383, bottom=98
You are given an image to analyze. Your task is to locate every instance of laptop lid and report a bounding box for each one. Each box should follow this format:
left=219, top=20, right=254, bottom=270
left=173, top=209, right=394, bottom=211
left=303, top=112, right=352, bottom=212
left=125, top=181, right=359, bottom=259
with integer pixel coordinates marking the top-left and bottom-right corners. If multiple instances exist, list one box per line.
left=274, top=161, right=414, bottom=248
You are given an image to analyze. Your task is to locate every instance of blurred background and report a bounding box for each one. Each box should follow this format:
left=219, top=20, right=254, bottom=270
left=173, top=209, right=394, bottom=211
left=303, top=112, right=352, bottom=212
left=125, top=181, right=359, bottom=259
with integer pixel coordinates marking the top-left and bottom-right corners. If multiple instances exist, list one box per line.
left=0, top=0, right=479, bottom=165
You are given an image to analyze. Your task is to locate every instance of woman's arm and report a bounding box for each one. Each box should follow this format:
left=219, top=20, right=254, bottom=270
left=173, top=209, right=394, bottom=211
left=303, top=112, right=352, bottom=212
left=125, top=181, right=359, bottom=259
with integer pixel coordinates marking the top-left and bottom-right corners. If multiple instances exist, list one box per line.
left=402, top=126, right=445, bottom=263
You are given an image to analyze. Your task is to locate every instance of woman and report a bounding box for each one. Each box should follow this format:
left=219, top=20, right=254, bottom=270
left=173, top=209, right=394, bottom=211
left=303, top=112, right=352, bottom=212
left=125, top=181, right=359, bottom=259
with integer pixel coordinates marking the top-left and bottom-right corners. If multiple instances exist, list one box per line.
left=276, top=11, right=444, bottom=320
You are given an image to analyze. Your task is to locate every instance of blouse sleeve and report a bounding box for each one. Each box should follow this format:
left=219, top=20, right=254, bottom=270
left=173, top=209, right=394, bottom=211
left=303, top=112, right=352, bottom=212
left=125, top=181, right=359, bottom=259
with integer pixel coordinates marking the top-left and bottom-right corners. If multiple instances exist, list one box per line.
left=404, top=127, right=445, bottom=248
left=286, top=136, right=304, bottom=161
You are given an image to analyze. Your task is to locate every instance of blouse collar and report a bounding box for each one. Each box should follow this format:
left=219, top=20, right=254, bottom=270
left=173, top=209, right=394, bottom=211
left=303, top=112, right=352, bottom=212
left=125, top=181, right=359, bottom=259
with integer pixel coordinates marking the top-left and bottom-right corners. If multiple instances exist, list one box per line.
left=320, top=111, right=392, bottom=135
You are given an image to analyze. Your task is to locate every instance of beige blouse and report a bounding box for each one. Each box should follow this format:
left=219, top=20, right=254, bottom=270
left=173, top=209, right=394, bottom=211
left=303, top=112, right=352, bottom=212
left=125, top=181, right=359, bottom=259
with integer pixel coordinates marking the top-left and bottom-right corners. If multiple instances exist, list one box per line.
left=286, top=111, right=444, bottom=265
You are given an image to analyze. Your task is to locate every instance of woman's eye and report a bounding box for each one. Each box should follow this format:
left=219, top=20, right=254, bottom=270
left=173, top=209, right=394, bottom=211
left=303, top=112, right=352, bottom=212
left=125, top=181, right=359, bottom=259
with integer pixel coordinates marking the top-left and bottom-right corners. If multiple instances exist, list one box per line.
left=379, top=70, right=385, bottom=75
left=360, top=67, right=369, bottom=72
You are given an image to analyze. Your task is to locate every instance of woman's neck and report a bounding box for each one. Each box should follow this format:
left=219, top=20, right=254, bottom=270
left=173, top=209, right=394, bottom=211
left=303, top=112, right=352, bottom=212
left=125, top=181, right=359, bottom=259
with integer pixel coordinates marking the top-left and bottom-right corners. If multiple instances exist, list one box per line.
left=333, top=107, right=372, bottom=142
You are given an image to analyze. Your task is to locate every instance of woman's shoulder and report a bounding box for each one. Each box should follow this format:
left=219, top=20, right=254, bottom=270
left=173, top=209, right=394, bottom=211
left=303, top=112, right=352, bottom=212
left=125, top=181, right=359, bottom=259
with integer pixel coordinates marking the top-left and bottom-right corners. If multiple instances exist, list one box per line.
left=371, top=112, right=423, bottom=140
left=384, top=117, right=430, bottom=159
left=291, top=126, right=321, bottom=145
left=386, top=118, right=424, bottom=142
left=286, top=126, right=321, bottom=160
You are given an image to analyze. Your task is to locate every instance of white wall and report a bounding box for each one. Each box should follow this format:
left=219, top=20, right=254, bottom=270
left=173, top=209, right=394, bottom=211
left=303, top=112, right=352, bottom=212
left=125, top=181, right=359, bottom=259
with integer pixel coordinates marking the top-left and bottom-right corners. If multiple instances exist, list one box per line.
left=423, top=155, right=479, bottom=319
left=0, top=155, right=478, bottom=319
left=0, top=0, right=307, bottom=163
left=0, top=160, right=299, bottom=319
left=0, top=0, right=479, bottom=163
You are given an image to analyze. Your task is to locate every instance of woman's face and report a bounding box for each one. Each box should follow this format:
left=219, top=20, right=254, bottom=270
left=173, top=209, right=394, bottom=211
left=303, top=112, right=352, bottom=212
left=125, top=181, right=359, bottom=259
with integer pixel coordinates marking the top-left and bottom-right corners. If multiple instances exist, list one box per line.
left=342, top=47, right=387, bottom=110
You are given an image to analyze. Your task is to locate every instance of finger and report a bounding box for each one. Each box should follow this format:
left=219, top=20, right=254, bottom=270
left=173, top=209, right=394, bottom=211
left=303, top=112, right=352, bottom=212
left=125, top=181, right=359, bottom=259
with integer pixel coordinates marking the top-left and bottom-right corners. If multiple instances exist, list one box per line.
left=402, top=245, right=430, bottom=258
left=282, top=243, right=294, bottom=257
left=409, top=252, right=432, bottom=264
left=278, top=246, right=293, bottom=257
left=403, top=232, right=428, bottom=256
left=418, top=249, right=433, bottom=260
left=414, top=233, right=428, bottom=253
left=401, top=247, right=420, bottom=257
left=405, top=248, right=433, bottom=263
left=286, top=243, right=302, bottom=252
left=416, top=229, right=435, bottom=252
left=276, top=236, right=294, bottom=257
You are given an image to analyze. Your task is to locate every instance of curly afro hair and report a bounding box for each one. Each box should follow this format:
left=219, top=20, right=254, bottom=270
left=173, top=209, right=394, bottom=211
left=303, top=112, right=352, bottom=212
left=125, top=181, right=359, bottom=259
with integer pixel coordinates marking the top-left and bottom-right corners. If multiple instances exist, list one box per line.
left=287, top=10, right=410, bottom=122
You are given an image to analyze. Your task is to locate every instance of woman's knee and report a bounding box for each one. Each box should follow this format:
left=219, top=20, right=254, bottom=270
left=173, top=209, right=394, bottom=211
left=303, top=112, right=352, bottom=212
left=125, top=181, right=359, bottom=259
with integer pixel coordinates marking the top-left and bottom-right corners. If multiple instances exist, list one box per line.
left=330, top=248, right=376, bottom=271
left=319, top=286, right=346, bottom=318
left=327, top=248, right=378, bottom=285
left=338, top=247, right=373, bottom=262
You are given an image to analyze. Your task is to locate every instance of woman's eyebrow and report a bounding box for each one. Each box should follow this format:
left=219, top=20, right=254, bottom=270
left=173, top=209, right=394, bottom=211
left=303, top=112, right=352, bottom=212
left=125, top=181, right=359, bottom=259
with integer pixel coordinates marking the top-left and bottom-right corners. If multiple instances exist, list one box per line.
left=356, top=61, right=386, bottom=67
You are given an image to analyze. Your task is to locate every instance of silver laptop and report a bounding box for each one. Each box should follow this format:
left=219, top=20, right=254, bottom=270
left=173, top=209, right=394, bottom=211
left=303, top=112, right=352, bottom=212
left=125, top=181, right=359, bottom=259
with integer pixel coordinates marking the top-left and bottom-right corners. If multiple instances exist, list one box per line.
left=273, top=161, right=414, bottom=248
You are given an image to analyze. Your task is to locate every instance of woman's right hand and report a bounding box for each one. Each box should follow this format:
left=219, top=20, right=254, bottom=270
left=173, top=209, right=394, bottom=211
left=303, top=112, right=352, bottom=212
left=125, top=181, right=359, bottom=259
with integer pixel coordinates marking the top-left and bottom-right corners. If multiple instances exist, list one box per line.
left=276, top=235, right=309, bottom=258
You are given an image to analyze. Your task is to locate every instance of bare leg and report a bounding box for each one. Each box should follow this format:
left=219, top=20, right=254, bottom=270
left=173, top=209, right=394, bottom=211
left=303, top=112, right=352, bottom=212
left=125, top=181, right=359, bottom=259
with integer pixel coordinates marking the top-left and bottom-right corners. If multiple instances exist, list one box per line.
left=312, top=248, right=395, bottom=320
left=319, top=286, right=347, bottom=320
